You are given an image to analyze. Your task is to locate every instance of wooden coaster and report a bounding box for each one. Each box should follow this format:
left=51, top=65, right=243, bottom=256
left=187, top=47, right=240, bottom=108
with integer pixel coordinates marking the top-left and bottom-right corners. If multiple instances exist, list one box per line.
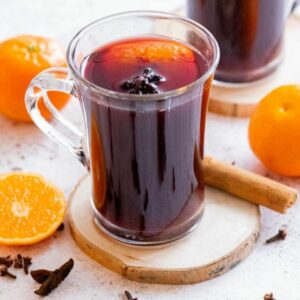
left=68, top=176, right=260, bottom=284
left=209, top=17, right=300, bottom=117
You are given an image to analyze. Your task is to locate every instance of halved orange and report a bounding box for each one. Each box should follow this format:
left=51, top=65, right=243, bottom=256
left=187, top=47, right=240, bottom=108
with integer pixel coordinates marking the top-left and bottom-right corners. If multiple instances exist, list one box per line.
left=105, top=38, right=195, bottom=63
left=0, top=173, right=66, bottom=245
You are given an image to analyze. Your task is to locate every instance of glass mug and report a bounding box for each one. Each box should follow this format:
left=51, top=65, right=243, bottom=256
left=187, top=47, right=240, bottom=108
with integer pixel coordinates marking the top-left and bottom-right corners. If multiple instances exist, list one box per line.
left=187, top=0, right=298, bottom=85
left=25, top=11, right=219, bottom=245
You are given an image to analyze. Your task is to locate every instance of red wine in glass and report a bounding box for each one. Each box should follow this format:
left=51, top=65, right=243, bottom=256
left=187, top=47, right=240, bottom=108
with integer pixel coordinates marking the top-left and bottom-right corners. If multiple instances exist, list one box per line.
left=187, top=0, right=285, bottom=83
left=81, top=37, right=210, bottom=242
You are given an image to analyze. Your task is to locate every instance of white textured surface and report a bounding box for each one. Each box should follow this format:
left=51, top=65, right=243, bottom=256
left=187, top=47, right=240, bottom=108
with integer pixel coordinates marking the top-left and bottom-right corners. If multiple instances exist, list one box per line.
left=0, top=1, right=299, bottom=299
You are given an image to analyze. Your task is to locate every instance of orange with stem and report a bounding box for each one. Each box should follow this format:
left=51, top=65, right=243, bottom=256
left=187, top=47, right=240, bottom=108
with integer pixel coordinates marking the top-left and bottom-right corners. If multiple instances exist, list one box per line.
left=0, top=35, right=70, bottom=122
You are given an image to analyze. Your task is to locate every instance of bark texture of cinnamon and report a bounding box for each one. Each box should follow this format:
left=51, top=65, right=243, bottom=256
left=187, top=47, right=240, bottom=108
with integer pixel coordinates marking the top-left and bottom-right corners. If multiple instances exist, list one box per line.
left=203, top=156, right=297, bottom=214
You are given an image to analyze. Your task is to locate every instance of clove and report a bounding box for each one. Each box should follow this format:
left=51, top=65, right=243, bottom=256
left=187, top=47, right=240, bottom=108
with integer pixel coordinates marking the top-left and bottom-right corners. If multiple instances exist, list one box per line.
left=124, top=290, right=138, bottom=300
left=266, top=227, right=287, bottom=244
left=57, top=223, right=65, bottom=231
left=13, top=254, right=23, bottom=269
left=0, top=256, right=13, bottom=267
left=13, top=254, right=32, bottom=274
left=23, top=257, right=32, bottom=275
left=0, top=265, right=17, bottom=279
left=264, top=292, right=275, bottom=300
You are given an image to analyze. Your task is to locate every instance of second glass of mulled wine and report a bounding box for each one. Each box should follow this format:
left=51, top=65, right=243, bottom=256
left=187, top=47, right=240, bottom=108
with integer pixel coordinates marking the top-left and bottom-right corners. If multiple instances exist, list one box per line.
left=187, top=0, right=296, bottom=84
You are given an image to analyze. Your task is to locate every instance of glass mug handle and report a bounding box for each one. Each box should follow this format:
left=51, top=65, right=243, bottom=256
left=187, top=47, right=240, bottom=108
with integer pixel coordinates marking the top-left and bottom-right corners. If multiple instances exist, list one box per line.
left=25, top=67, right=88, bottom=168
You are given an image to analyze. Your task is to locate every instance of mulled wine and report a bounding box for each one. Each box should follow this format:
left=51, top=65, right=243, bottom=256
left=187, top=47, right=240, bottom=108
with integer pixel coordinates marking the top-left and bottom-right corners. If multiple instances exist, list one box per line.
left=81, top=37, right=210, bottom=243
left=187, top=0, right=285, bottom=83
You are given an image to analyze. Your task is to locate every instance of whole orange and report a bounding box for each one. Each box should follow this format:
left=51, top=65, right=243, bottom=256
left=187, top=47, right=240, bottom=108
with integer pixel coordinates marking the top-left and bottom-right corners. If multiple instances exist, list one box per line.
left=0, top=35, right=70, bottom=122
left=249, top=85, right=300, bottom=176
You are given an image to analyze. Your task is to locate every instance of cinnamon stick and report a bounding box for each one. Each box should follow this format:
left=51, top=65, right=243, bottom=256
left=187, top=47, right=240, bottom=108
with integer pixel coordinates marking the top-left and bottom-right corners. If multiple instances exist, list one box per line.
left=203, top=156, right=297, bottom=214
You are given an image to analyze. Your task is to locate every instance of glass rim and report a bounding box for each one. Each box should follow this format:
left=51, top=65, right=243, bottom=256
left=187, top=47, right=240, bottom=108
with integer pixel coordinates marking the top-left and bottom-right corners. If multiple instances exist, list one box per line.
left=67, top=10, right=220, bottom=101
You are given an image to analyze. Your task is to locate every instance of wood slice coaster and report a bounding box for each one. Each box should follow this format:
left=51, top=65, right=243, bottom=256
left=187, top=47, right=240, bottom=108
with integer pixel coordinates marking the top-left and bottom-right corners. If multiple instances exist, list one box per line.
left=209, top=17, right=300, bottom=117
left=68, top=176, right=260, bottom=285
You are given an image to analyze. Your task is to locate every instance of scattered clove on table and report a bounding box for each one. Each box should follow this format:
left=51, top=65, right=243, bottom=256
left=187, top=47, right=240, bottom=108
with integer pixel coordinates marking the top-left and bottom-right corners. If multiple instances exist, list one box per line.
left=266, top=227, right=287, bottom=244
left=124, top=290, right=138, bottom=300
left=0, top=265, right=17, bottom=279
left=12, top=254, right=32, bottom=274
left=0, top=256, right=13, bottom=267
left=0, top=254, right=32, bottom=279
left=57, top=223, right=65, bottom=231
left=13, top=254, right=23, bottom=269
left=23, top=257, right=32, bottom=275
left=264, top=292, right=275, bottom=300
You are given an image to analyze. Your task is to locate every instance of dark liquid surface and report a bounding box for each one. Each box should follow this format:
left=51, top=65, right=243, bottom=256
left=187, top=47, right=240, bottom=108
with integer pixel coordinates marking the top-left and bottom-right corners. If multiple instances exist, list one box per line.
left=187, top=0, right=285, bottom=82
left=81, top=37, right=210, bottom=242
left=83, top=37, right=207, bottom=93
